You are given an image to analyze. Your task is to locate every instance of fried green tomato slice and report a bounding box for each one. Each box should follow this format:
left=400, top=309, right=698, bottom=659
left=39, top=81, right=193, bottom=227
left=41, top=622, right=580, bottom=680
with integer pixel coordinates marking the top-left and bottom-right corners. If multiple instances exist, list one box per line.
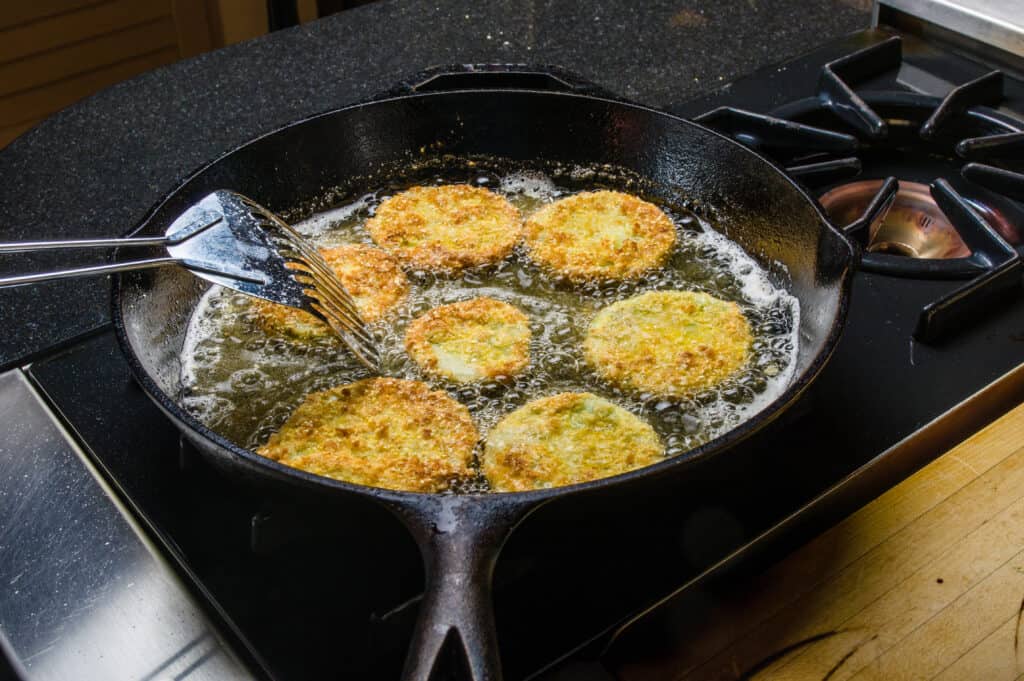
left=523, top=190, right=677, bottom=282
left=584, top=290, right=753, bottom=397
left=256, top=378, right=478, bottom=493
left=405, top=297, right=532, bottom=383
left=253, top=244, right=408, bottom=339
left=365, top=184, right=523, bottom=272
left=481, top=392, right=664, bottom=492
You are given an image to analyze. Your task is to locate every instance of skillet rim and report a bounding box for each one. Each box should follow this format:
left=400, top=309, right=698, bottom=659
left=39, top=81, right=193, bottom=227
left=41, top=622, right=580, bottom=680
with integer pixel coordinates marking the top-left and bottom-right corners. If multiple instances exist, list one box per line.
left=110, top=87, right=856, bottom=506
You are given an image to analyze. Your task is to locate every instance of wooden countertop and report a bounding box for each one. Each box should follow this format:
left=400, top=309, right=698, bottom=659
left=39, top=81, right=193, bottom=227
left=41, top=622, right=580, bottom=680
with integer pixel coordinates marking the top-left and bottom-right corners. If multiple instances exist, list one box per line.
left=614, top=401, right=1024, bottom=681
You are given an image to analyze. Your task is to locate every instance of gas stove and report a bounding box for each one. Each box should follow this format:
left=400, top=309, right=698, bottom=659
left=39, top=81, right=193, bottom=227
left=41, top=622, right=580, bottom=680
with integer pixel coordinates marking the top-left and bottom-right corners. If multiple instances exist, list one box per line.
left=2, top=3, right=1024, bottom=681
left=537, top=4, right=1024, bottom=679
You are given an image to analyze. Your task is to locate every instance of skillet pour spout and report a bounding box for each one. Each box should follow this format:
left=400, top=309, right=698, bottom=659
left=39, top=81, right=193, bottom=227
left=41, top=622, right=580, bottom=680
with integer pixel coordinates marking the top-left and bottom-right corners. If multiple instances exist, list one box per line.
left=112, top=65, right=858, bottom=681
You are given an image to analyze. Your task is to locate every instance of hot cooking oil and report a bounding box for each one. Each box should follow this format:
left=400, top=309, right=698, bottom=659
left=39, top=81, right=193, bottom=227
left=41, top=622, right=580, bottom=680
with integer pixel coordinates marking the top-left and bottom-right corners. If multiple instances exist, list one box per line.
left=180, top=161, right=800, bottom=492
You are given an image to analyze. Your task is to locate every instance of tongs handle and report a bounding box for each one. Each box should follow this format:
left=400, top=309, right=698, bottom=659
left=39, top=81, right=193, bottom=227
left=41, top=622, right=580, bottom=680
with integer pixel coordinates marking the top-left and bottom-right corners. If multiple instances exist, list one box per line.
left=0, top=234, right=177, bottom=288
left=0, top=257, right=179, bottom=287
left=0, top=234, right=168, bottom=253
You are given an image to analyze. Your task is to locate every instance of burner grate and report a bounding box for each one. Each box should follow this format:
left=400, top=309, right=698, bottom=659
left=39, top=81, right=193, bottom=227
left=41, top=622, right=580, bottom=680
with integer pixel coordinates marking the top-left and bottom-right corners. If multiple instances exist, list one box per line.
left=817, top=35, right=901, bottom=138
left=919, top=179, right=1021, bottom=340
left=693, top=35, right=1024, bottom=343
left=693, top=106, right=858, bottom=154
left=958, top=131, right=1024, bottom=161
left=963, top=162, right=1024, bottom=202
left=784, top=157, right=862, bottom=184
left=920, top=70, right=1003, bottom=139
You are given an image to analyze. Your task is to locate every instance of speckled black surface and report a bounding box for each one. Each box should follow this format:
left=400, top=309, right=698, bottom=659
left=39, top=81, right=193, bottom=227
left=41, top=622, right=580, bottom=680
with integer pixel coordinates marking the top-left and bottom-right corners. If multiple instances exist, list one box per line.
left=0, top=0, right=868, bottom=368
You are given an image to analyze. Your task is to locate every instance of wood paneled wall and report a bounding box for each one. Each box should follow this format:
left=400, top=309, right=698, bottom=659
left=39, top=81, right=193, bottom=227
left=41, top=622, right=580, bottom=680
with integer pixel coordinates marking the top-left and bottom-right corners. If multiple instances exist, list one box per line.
left=0, top=0, right=315, bottom=149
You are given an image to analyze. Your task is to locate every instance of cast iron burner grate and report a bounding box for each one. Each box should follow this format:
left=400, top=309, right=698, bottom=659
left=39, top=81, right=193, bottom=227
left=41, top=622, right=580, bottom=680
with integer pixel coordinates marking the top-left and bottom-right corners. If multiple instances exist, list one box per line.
left=693, top=36, right=1024, bottom=343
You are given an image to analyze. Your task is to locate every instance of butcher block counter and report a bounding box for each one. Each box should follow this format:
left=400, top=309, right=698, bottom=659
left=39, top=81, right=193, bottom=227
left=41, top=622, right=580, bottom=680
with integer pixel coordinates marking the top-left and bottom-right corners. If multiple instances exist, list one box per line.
left=610, top=401, right=1024, bottom=681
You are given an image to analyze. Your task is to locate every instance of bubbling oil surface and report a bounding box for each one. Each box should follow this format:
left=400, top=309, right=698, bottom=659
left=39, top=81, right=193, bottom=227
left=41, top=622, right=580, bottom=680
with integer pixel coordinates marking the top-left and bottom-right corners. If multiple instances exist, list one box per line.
left=180, top=164, right=801, bottom=492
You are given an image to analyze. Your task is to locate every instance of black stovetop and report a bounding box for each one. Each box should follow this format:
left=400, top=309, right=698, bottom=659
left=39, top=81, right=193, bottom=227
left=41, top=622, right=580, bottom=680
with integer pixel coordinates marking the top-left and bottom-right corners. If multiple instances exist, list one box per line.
left=20, top=28, right=1024, bottom=681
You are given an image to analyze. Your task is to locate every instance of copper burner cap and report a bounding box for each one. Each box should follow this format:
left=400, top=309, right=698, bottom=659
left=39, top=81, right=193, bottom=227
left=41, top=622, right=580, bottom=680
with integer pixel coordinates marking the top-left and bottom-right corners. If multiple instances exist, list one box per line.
left=820, top=180, right=970, bottom=259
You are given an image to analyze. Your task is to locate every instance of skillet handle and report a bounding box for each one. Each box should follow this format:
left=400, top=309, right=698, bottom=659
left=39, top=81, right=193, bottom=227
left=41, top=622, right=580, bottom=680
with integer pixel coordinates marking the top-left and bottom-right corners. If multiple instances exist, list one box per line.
left=386, top=495, right=541, bottom=681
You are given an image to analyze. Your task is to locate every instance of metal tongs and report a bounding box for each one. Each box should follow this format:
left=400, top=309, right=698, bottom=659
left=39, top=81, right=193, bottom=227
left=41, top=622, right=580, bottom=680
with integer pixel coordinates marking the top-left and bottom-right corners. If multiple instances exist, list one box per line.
left=0, top=190, right=380, bottom=370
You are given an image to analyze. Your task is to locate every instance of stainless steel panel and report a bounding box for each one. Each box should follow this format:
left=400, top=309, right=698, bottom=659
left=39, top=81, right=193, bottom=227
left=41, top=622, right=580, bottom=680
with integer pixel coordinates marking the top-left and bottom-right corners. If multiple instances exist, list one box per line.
left=877, top=0, right=1024, bottom=58
left=0, top=370, right=254, bottom=681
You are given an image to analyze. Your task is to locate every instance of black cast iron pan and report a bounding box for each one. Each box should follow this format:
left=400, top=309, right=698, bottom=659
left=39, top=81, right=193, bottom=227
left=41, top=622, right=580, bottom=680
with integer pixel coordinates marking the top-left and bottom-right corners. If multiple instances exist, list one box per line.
left=110, top=67, right=880, bottom=680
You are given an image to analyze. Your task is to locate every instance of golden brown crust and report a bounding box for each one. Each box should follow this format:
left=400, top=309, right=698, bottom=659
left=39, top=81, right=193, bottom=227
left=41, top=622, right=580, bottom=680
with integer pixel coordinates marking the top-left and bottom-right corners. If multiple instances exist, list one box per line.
left=405, top=297, right=531, bottom=383
left=481, top=392, right=664, bottom=492
left=253, top=244, right=408, bottom=339
left=256, top=377, right=478, bottom=493
left=583, top=290, right=752, bottom=398
left=523, top=190, right=677, bottom=282
left=365, top=184, right=523, bottom=272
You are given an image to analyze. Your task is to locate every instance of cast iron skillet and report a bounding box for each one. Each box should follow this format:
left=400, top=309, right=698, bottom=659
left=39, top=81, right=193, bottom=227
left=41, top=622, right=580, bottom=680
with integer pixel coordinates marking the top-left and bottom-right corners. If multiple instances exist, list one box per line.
left=111, top=68, right=866, bottom=680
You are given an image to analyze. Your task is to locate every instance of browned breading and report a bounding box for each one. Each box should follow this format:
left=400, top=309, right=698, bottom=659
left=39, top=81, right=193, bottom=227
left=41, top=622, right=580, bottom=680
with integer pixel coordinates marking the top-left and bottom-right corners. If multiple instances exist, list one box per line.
left=481, top=392, right=664, bottom=492
left=365, top=184, right=523, bottom=271
left=523, top=190, right=677, bottom=282
left=405, top=297, right=531, bottom=383
left=256, top=377, right=478, bottom=492
left=584, top=290, right=752, bottom=397
left=253, top=244, right=408, bottom=338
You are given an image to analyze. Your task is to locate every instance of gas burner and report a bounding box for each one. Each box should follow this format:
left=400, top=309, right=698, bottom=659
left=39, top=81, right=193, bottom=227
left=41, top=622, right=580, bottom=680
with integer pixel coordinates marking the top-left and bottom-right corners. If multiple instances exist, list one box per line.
left=772, top=92, right=1024, bottom=280
left=697, top=95, right=1024, bottom=281
left=820, top=179, right=970, bottom=259
left=694, top=35, right=1024, bottom=342
left=819, top=178, right=1020, bottom=259
left=766, top=38, right=1024, bottom=279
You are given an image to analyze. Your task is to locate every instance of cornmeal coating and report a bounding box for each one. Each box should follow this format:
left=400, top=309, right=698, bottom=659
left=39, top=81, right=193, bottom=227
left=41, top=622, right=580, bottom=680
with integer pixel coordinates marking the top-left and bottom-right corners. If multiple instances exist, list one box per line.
left=482, top=392, right=664, bottom=492
left=523, top=190, right=676, bottom=282
left=405, top=297, right=531, bottom=383
left=584, top=290, right=752, bottom=397
left=365, top=184, right=523, bottom=271
left=256, top=378, right=478, bottom=493
left=253, top=244, right=408, bottom=338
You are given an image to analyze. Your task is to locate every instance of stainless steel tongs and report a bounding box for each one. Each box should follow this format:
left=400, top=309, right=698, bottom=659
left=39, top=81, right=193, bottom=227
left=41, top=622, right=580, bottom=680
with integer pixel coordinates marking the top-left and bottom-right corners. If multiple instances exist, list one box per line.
left=0, top=190, right=380, bottom=370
